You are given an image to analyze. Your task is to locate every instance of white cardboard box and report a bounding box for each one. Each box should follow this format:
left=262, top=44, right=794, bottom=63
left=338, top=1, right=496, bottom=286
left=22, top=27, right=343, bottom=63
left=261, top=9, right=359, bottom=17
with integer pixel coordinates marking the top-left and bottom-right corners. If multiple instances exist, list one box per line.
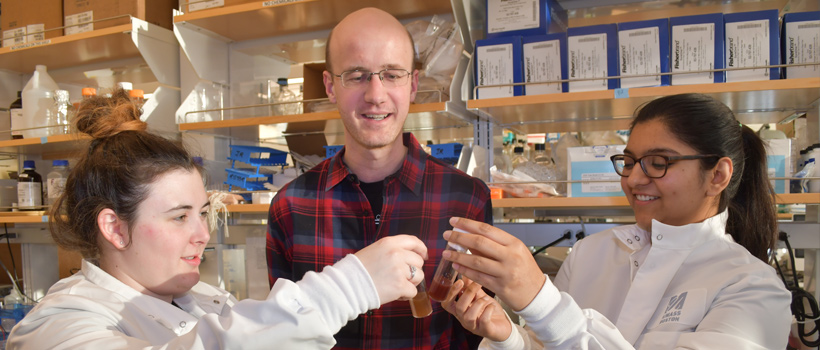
left=567, top=145, right=625, bottom=197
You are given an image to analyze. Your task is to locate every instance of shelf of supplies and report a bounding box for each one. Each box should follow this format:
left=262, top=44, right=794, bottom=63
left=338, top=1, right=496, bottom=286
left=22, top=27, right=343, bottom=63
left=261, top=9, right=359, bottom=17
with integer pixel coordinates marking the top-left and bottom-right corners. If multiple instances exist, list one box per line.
left=0, top=134, right=91, bottom=158
left=0, top=24, right=136, bottom=74
left=492, top=193, right=820, bottom=209
left=219, top=193, right=820, bottom=214
left=178, top=102, right=475, bottom=141
left=173, top=0, right=452, bottom=43
left=468, top=78, right=820, bottom=134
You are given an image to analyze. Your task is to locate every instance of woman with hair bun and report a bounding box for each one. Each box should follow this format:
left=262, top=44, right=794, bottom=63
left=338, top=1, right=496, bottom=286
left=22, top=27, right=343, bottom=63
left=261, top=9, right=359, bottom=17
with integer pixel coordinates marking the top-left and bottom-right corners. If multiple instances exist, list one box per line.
left=7, top=89, right=428, bottom=349
left=439, top=93, right=791, bottom=349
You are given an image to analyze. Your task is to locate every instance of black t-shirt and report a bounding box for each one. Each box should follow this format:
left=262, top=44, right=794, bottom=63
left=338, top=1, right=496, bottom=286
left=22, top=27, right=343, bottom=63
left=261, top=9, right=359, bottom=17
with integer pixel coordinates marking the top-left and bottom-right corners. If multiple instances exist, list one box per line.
left=358, top=180, right=384, bottom=226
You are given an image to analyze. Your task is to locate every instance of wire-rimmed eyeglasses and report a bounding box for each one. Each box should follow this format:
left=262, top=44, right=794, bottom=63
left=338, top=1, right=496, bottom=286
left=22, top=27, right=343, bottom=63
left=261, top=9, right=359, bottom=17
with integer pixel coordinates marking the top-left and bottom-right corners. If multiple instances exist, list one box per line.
left=610, top=154, right=721, bottom=179
left=333, top=69, right=411, bottom=89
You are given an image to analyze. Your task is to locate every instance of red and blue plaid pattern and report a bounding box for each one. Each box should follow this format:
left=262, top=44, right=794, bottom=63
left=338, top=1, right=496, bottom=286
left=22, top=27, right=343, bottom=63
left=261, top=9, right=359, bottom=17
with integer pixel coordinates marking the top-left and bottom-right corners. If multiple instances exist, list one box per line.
left=267, top=133, right=492, bottom=349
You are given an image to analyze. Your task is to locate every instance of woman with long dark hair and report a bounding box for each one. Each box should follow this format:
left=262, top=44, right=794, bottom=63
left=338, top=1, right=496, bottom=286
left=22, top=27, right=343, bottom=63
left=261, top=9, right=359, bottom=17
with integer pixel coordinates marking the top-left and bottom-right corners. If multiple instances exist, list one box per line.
left=440, top=93, right=791, bottom=349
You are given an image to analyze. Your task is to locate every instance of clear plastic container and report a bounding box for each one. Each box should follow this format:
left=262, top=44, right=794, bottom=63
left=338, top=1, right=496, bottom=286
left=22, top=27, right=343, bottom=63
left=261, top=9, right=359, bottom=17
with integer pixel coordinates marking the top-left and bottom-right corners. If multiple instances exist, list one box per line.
left=21, top=65, right=59, bottom=139
left=47, top=90, right=72, bottom=136
left=428, top=234, right=468, bottom=302
left=511, top=146, right=528, bottom=170
left=47, top=160, right=69, bottom=205
left=410, top=279, right=432, bottom=318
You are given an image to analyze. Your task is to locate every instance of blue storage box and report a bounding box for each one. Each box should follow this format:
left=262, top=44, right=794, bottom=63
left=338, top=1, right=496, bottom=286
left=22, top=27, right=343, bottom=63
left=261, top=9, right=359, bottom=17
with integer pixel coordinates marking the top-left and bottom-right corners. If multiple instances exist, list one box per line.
left=475, top=36, right=524, bottom=99
left=324, top=145, right=344, bottom=159
left=429, top=143, right=463, bottom=165
left=523, top=33, right=568, bottom=94
left=670, top=13, right=725, bottom=84
left=567, top=24, right=620, bottom=91
left=781, top=11, right=820, bottom=79
left=617, top=18, right=671, bottom=88
left=724, top=10, right=780, bottom=82
left=485, top=0, right=567, bottom=39
left=228, top=145, right=288, bottom=167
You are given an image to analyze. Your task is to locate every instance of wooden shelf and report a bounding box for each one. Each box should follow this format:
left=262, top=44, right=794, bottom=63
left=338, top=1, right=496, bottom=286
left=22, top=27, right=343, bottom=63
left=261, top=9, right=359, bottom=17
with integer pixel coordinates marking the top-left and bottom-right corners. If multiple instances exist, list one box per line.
left=493, top=193, right=820, bottom=209
left=0, top=134, right=91, bottom=159
left=0, top=211, right=48, bottom=224
left=468, top=78, right=820, bottom=134
left=215, top=193, right=820, bottom=214
left=174, top=0, right=452, bottom=43
left=178, top=102, right=475, bottom=141
left=0, top=24, right=136, bottom=74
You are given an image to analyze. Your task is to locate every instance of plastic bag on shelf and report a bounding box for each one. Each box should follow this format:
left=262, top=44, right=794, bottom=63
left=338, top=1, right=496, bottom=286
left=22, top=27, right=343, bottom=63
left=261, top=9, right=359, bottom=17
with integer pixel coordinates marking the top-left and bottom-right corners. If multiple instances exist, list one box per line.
left=581, top=130, right=626, bottom=146
left=491, top=166, right=561, bottom=198
left=552, top=133, right=582, bottom=192
left=405, top=15, right=463, bottom=104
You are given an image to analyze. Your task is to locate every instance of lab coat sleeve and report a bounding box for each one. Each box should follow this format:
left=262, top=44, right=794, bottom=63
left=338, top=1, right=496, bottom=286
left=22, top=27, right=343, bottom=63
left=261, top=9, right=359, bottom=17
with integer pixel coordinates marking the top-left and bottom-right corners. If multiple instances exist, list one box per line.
left=478, top=317, right=544, bottom=350
left=8, top=254, right=379, bottom=350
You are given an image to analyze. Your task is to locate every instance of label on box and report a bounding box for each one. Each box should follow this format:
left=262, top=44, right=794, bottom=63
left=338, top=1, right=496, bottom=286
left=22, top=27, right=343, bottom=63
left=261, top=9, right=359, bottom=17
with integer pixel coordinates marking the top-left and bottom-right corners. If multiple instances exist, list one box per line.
left=26, top=24, right=45, bottom=43
left=580, top=172, right=621, bottom=193
left=65, top=11, right=95, bottom=35
left=263, top=0, right=303, bottom=6
left=619, top=27, right=662, bottom=88
left=672, top=23, right=715, bottom=85
left=524, top=39, right=562, bottom=94
left=568, top=33, right=608, bottom=91
left=726, top=20, right=770, bottom=81
left=2, top=28, right=26, bottom=48
left=785, top=20, right=820, bottom=77
left=476, top=43, right=515, bottom=98
left=189, top=0, right=225, bottom=12
left=488, top=0, right=540, bottom=34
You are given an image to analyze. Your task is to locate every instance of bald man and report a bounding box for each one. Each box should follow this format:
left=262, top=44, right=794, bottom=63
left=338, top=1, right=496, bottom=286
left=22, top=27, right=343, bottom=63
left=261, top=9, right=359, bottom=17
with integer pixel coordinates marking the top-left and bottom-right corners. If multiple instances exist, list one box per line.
left=266, top=7, right=493, bottom=350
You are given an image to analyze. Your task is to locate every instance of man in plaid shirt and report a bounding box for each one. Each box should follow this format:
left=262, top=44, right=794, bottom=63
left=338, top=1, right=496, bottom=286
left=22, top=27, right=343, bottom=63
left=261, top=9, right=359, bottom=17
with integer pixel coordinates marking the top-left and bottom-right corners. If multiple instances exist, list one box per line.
left=266, top=7, right=493, bottom=350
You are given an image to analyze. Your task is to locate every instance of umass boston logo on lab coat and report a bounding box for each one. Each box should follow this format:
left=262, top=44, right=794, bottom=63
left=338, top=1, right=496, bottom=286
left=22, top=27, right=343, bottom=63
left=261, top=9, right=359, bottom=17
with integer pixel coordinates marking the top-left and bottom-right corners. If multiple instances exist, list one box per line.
left=660, top=291, right=687, bottom=324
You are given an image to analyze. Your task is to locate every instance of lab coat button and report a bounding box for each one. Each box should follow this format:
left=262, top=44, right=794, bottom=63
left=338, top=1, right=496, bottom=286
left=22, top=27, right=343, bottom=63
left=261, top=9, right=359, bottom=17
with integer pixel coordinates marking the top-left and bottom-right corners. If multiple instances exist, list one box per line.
left=656, top=234, right=663, bottom=240
left=633, top=261, right=638, bottom=267
left=634, top=235, right=640, bottom=241
left=627, top=239, right=633, bottom=244
left=180, top=321, right=187, bottom=328
left=213, top=300, right=220, bottom=304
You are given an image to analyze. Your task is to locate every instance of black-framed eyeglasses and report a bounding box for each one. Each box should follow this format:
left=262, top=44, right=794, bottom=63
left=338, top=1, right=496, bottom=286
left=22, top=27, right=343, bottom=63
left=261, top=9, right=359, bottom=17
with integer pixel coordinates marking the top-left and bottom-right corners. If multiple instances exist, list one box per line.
left=610, top=154, right=720, bottom=179
left=333, top=69, right=411, bottom=89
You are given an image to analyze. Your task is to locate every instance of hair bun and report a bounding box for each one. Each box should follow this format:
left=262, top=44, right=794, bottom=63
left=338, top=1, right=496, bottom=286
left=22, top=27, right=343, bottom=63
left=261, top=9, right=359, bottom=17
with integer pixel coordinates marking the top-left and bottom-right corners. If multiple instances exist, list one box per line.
left=74, top=88, right=147, bottom=139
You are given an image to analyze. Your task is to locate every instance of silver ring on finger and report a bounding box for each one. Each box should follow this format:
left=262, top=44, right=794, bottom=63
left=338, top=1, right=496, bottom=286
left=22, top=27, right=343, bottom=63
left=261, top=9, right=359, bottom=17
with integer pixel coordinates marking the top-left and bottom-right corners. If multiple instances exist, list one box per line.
left=409, top=265, right=416, bottom=280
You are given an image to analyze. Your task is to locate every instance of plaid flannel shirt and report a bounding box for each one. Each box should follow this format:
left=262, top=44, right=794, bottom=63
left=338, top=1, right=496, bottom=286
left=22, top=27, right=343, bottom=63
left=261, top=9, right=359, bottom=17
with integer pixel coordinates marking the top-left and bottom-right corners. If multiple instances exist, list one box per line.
left=267, top=133, right=492, bottom=349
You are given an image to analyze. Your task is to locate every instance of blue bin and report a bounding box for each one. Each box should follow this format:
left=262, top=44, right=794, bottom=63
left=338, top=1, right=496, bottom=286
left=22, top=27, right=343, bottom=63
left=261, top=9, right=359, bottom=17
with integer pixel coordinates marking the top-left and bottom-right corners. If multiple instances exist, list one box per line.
left=224, top=168, right=274, bottom=191
left=428, top=143, right=463, bottom=165
left=228, top=145, right=288, bottom=167
left=324, top=145, right=344, bottom=159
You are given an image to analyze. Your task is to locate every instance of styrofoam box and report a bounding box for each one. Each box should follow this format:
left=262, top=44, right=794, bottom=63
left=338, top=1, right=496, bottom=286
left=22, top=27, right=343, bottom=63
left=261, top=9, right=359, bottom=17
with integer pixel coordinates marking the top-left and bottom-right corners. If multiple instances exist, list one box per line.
left=474, top=36, right=524, bottom=99
left=724, top=10, right=780, bottom=82
left=670, top=13, right=725, bottom=85
left=765, top=138, right=791, bottom=194
left=523, top=33, right=568, bottom=95
left=567, top=145, right=626, bottom=197
left=617, top=18, right=670, bottom=88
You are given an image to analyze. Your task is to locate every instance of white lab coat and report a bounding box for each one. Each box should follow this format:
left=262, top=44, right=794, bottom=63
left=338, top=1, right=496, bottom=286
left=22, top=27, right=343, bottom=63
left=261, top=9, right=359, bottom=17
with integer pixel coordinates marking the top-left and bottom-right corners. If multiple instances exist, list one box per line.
left=8, top=255, right=380, bottom=349
left=483, top=211, right=791, bottom=350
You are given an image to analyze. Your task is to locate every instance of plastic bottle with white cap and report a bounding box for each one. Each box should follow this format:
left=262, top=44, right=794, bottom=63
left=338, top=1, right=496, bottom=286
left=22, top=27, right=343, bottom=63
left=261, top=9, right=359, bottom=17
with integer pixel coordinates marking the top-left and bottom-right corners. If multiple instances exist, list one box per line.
left=428, top=228, right=469, bottom=302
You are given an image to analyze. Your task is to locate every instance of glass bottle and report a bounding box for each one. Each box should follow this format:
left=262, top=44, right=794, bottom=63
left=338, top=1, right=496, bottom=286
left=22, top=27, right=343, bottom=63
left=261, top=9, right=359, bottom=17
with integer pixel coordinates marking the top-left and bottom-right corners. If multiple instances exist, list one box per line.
left=47, top=160, right=69, bottom=205
left=9, top=91, right=23, bottom=140
left=511, top=146, right=528, bottom=170
left=272, top=78, right=298, bottom=116
left=17, top=160, right=43, bottom=211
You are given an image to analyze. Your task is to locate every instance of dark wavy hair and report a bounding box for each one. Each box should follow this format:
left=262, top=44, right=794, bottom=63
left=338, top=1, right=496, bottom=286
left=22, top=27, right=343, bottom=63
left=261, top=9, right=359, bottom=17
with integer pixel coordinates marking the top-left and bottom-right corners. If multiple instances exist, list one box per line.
left=49, top=89, right=201, bottom=258
left=631, top=93, right=776, bottom=262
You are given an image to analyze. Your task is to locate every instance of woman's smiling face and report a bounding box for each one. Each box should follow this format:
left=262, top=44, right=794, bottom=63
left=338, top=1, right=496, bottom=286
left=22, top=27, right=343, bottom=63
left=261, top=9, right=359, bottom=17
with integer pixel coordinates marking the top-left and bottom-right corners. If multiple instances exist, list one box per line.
left=621, top=120, right=720, bottom=230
